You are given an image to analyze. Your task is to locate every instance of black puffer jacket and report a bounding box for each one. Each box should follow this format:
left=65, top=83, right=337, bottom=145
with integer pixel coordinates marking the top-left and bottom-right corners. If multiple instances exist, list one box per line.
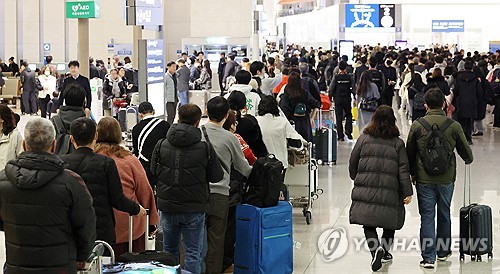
left=151, top=123, right=224, bottom=213
left=0, top=152, right=96, bottom=273
left=61, top=148, right=140, bottom=244
left=349, top=134, right=413, bottom=230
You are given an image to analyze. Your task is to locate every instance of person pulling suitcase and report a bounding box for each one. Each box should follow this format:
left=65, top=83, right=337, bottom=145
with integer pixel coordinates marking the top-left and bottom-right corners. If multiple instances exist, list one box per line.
left=406, top=88, right=473, bottom=269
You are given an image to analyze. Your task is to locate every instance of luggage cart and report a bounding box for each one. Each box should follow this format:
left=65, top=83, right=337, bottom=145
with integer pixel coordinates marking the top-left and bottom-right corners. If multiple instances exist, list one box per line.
left=285, top=142, right=323, bottom=225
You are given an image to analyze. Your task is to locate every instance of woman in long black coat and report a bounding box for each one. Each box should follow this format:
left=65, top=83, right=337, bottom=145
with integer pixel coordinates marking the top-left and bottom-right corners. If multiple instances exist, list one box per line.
left=349, top=106, right=413, bottom=272
left=472, top=66, right=490, bottom=135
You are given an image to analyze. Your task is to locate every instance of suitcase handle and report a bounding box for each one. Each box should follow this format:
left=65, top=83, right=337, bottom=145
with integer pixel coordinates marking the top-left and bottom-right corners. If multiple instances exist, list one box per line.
left=128, top=209, right=151, bottom=253
left=463, top=165, right=471, bottom=207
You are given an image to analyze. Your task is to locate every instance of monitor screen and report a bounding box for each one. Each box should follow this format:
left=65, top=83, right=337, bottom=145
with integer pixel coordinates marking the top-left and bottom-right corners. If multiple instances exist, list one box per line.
left=57, top=64, right=66, bottom=71
left=28, top=64, right=37, bottom=71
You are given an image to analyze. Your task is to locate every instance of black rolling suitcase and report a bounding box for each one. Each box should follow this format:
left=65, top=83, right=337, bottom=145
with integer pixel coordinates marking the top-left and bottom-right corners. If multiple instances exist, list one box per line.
left=459, top=165, right=493, bottom=262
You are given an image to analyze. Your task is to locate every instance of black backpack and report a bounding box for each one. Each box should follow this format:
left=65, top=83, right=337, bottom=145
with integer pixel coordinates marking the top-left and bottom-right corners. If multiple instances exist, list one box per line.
left=368, top=70, right=384, bottom=93
left=53, top=115, right=75, bottom=155
left=412, top=87, right=426, bottom=111
left=417, top=118, right=454, bottom=176
left=334, top=74, right=353, bottom=97
left=243, top=154, right=284, bottom=207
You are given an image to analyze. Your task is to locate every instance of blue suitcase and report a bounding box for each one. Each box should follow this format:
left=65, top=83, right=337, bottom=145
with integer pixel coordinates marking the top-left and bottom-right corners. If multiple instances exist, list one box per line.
left=234, top=202, right=293, bottom=274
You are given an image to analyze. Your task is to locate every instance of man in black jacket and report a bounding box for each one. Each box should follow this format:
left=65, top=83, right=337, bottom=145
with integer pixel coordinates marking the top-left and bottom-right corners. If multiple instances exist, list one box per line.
left=60, top=60, right=92, bottom=114
left=367, top=57, right=386, bottom=105
left=51, top=85, right=88, bottom=155
left=329, top=61, right=355, bottom=141
left=0, top=118, right=96, bottom=273
left=151, top=104, right=223, bottom=274
left=452, top=61, right=482, bottom=144
left=61, top=117, right=146, bottom=244
left=354, top=56, right=368, bottom=88
left=377, top=57, right=397, bottom=106
left=218, top=53, right=227, bottom=95
left=132, top=102, right=170, bottom=189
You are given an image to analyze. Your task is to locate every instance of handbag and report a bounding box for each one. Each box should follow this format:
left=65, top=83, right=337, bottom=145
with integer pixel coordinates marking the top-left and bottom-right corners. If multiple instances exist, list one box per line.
left=35, top=78, right=44, bottom=91
left=359, top=97, right=378, bottom=112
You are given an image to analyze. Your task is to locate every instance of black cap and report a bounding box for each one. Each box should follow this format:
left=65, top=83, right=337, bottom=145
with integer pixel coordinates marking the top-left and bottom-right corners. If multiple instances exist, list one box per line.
left=138, top=102, right=154, bottom=114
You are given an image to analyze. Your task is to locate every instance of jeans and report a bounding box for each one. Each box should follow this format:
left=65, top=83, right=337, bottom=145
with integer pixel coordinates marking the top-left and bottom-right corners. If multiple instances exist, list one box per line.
left=363, top=226, right=395, bottom=256
left=416, top=182, right=454, bottom=262
left=178, top=90, right=189, bottom=106
left=160, top=211, right=205, bottom=274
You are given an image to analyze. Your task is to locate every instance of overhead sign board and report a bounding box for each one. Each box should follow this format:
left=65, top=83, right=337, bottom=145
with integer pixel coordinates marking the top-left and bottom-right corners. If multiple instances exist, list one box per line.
left=66, top=1, right=100, bottom=19
left=114, top=44, right=133, bottom=56
left=431, top=20, right=464, bottom=33
left=126, top=6, right=163, bottom=26
left=345, top=4, right=395, bottom=29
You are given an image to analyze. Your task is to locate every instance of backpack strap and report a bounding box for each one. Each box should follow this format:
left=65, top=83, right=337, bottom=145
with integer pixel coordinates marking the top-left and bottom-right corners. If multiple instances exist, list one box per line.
left=201, top=126, right=212, bottom=165
left=76, top=154, right=94, bottom=175
left=439, top=118, right=454, bottom=134
left=416, top=117, right=432, bottom=132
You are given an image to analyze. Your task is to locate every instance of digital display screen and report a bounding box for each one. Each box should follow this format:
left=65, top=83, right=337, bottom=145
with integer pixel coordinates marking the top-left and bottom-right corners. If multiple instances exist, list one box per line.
left=345, top=4, right=395, bottom=29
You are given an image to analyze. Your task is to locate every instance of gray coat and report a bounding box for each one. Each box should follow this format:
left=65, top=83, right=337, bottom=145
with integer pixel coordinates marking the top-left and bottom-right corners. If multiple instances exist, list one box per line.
left=165, top=72, right=177, bottom=103
left=349, top=134, right=413, bottom=230
left=176, top=65, right=190, bottom=92
left=20, top=68, right=36, bottom=92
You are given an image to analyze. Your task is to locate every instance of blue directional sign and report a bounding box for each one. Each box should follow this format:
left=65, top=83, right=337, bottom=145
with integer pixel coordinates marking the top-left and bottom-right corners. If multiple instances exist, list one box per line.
left=431, top=20, right=464, bottom=33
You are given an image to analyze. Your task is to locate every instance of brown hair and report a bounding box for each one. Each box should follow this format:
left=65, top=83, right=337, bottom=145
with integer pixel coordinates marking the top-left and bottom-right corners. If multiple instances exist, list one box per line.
left=0, top=104, right=16, bottom=135
left=363, top=105, right=400, bottom=139
left=95, top=117, right=131, bottom=158
left=222, top=110, right=237, bottom=131
left=40, top=65, right=51, bottom=75
left=432, top=67, right=443, bottom=78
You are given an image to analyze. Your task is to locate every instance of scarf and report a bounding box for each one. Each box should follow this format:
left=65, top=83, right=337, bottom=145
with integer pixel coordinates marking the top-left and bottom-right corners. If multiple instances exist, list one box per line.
left=109, top=77, right=121, bottom=98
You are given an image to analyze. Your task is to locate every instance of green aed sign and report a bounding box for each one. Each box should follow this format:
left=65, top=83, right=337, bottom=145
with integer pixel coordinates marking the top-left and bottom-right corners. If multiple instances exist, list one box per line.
left=66, top=1, right=99, bottom=19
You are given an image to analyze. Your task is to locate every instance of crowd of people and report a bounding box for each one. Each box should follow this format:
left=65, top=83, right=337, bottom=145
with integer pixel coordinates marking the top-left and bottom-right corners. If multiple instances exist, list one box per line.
left=0, top=41, right=499, bottom=273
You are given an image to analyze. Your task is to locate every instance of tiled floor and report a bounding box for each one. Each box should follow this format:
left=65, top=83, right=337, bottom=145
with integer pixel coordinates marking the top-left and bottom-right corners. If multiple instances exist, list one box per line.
left=290, top=108, right=500, bottom=274
left=2, top=108, right=500, bottom=274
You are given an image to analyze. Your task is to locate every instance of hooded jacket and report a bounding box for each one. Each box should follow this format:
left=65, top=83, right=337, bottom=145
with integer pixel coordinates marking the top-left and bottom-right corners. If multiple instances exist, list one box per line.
left=51, top=105, right=86, bottom=139
left=151, top=123, right=224, bottom=213
left=349, top=134, right=413, bottom=230
left=0, top=152, right=96, bottom=273
left=226, top=84, right=261, bottom=117
left=453, top=70, right=482, bottom=119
